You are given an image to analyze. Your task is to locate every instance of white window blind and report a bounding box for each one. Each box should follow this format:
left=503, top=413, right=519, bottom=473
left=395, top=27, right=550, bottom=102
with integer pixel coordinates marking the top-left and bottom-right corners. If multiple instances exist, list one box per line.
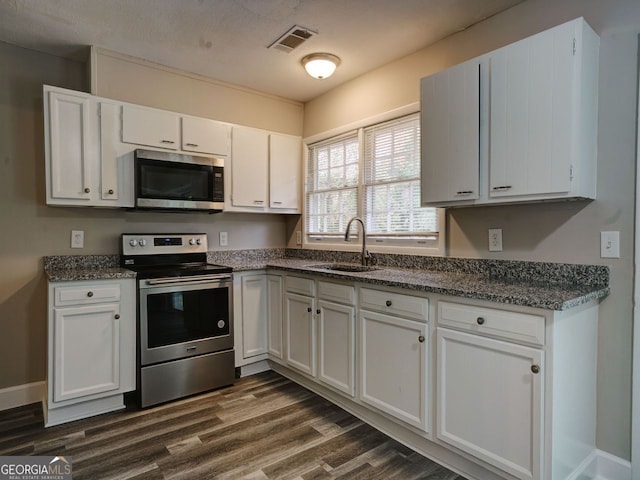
left=306, top=132, right=359, bottom=237
left=363, top=113, right=438, bottom=238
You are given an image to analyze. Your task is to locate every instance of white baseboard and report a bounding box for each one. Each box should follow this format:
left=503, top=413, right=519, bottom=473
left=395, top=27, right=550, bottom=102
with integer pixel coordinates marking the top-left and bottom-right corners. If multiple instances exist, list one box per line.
left=579, top=449, right=632, bottom=480
left=0, top=381, right=45, bottom=411
left=238, top=360, right=270, bottom=377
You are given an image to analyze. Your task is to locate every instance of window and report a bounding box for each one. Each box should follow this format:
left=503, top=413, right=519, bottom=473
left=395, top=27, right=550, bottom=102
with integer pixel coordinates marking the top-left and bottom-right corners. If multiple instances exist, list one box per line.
left=306, top=132, right=358, bottom=238
left=305, top=112, right=443, bottom=254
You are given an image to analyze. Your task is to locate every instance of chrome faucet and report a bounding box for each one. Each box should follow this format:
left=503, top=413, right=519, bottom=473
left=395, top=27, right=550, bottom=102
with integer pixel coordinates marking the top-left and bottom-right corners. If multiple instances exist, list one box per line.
left=344, top=217, right=371, bottom=266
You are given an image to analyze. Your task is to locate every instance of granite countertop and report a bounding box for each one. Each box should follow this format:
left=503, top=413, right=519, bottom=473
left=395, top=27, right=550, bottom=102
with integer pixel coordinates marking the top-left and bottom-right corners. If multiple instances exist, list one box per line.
left=44, top=250, right=609, bottom=311
left=44, top=255, right=137, bottom=282
left=217, top=258, right=609, bottom=311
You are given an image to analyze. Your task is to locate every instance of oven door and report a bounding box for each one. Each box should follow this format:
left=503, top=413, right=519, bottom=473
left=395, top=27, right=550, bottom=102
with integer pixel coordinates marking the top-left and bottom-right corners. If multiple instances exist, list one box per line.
left=139, top=274, right=233, bottom=366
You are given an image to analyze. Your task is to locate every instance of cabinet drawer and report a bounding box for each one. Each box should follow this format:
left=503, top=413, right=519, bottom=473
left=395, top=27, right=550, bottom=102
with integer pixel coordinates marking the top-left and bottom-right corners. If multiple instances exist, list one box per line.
left=439, top=301, right=545, bottom=346
left=318, top=281, right=354, bottom=305
left=285, top=276, right=315, bottom=296
left=360, top=288, right=428, bottom=322
left=54, top=284, right=121, bottom=306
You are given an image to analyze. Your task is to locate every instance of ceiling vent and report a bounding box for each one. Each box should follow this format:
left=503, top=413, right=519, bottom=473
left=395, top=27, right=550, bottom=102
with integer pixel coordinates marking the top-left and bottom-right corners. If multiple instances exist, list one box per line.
left=269, top=25, right=317, bottom=53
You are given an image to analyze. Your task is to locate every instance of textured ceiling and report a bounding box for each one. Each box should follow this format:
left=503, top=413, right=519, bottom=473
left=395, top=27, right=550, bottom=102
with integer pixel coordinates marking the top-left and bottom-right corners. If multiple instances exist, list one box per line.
left=0, top=0, right=523, bottom=102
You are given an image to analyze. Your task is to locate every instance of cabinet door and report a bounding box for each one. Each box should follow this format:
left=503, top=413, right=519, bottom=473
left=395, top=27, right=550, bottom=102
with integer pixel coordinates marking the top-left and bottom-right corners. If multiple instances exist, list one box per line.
left=489, top=20, right=574, bottom=199
left=285, top=292, right=316, bottom=376
left=420, top=58, right=481, bottom=204
left=182, top=116, right=230, bottom=156
left=231, top=127, right=269, bottom=208
left=437, top=328, right=543, bottom=480
left=98, top=101, right=121, bottom=202
left=53, top=303, right=121, bottom=402
left=46, top=90, right=94, bottom=203
left=98, top=101, right=134, bottom=207
left=318, top=300, right=355, bottom=396
left=267, top=274, right=284, bottom=360
left=359, top=310, right=427, bottom=431
left=269, top=133, right=301, bottom=211
left=122, top=104, right=179, bottom=150
left=241, top=274, right=268, bottom=359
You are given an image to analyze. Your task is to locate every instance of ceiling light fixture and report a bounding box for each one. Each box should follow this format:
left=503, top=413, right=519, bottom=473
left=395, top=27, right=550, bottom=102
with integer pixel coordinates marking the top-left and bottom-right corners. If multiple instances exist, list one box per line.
left=302, top=53, right=341, bottom=79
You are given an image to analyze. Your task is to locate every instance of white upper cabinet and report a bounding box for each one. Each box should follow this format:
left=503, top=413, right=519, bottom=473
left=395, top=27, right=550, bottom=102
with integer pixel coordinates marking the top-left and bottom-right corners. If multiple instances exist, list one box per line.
left=122, top=104, right=180, bottom=150
left=421, top=58, right=482, bottom=204
left=45, top=88, right=94, bottom=204
left=230, top=126, right=269, bottom=209
left=420, top=17, right=599, bottom=207
left=269, top=133, right=302, bottom=211
left=227, top=126, right=302, bottom=213
left=44, top=86, right=134, bottom=208
left=489, top=18, right=598, bottom=201
left=181, top=116, right=230, bottom=157
left=44, top=85, right=299, bottom=213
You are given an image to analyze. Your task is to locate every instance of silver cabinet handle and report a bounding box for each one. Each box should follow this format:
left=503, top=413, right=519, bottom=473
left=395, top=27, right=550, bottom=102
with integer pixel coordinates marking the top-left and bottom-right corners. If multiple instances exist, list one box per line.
left=160, top=139, right=175, bottom=144
left=114, top=314, right=120, bottom=320
left=455, top=190, right=474, bottom=196
left=253, top=200, right=265, bottom=204
left=108, top=189, right=114, bottom=195
left=307, top=307, right=312, bottom=313
left=418, top=335, right=425, bottom=343
left=477, top=317, right=485, bottom=325
left=273, top=201, right=283, bottom=204
left=492, top=185, right=512, bottom=191
left=531, top=365, right=540, bottom=374
left=385, top=300, right=392, bottom=307
left=87, top=291, right=94, bottom=298
left=84, top=187, right=90, bottom=193
left=185, top=143, right=199, bottom=147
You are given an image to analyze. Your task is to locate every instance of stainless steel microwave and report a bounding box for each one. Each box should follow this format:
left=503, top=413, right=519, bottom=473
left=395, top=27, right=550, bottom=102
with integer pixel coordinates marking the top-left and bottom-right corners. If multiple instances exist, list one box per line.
left=134, top=149, right=224, bottom=213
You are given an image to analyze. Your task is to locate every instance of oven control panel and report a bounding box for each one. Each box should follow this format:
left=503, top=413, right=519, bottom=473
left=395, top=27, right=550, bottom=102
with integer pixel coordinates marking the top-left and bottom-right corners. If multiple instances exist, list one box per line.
left=122, top=233, right=208, bottom=256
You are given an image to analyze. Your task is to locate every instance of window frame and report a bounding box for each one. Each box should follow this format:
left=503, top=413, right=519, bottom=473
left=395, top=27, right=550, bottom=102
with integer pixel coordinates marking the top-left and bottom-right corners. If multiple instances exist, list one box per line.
left=303, top=103, right=445, bottom=256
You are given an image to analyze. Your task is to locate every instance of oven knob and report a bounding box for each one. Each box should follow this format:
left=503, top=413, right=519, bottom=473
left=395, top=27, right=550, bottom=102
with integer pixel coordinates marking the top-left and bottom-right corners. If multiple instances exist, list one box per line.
left=139, top=239, right=147, bottom=247
left=129, top=239, right=138, bottom=247
left=196, top=238, right=202, bottom=245
left=217, top=320, right=226, bottom=329
left=189, top=238, right=196, bottom=245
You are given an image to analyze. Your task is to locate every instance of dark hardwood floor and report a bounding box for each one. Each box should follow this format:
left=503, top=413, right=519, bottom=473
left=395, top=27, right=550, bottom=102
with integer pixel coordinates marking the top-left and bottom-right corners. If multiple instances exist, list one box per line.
left=0, top=371, right=466, bottom=479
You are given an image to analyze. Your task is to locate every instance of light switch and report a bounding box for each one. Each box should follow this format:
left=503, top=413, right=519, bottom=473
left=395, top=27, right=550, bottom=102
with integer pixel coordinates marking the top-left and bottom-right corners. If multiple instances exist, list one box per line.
left=600, top=231, right=620, bottom=258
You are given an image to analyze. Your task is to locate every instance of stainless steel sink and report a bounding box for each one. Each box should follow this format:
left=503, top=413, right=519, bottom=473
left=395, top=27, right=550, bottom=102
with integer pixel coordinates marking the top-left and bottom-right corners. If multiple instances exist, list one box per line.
left=310, top=263, right=380, bottom=273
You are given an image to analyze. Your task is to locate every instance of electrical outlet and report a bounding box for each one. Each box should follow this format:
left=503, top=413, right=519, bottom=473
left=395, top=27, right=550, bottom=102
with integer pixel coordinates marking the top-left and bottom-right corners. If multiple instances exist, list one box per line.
left=488, top=228, right=502, bottom=252
left=600, top=231, right=620, bottom=258
left=296, top=231, right=302, bottom=245
left=219, top=231, right=228, bottom=247
left=71, top=230, right=84, bottom=249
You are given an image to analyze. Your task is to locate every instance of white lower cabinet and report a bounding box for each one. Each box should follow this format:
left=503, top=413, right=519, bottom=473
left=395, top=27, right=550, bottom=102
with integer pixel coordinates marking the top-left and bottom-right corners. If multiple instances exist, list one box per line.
left=285, top=290, right=316, bottom=376
left=266, top=274, right=284, bottom=360
left=239, top=274, right=268, bottom=359
left=437, top=327, right=543, bottom=480
left=263, top=272, right=598, bottom=480
left=46, top=278, right=135, bottom=426
left=317, top=281, right=356, bottom=396
left=234, top=271, right=283, bottom=372
left=359, top=309, right=428, bottom=431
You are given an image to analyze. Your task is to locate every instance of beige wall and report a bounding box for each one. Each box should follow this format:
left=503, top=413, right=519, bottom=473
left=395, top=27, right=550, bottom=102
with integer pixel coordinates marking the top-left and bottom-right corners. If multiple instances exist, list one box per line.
left=92, top=48, right=304, bottom=136
left=0, top=41, right=291, bottom=390
left=303, top=0, right=639, bottom=462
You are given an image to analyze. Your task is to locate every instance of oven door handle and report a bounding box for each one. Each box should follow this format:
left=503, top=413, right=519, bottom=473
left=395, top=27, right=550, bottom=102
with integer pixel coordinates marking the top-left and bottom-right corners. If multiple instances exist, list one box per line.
left=144, top=274, right=232, bottom=286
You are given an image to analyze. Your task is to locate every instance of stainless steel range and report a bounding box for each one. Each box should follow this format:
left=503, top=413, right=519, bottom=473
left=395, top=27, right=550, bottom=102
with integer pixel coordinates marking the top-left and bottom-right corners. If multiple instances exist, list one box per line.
left=121, top=233, right=234, bottom=407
